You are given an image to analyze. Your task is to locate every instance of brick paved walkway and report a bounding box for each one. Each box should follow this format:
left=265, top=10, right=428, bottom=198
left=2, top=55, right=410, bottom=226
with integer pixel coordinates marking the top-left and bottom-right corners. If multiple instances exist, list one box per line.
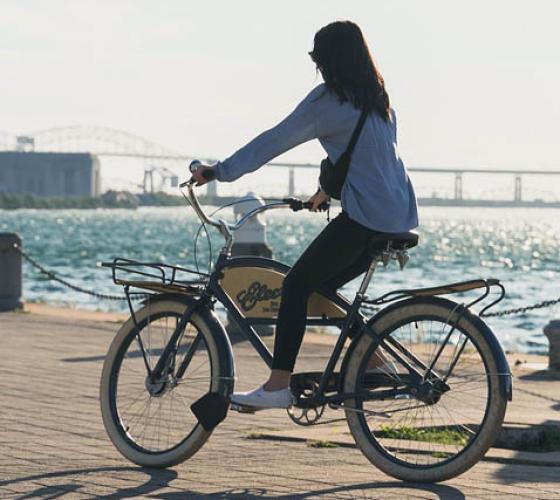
left=1, top=308, right=559, bottom=499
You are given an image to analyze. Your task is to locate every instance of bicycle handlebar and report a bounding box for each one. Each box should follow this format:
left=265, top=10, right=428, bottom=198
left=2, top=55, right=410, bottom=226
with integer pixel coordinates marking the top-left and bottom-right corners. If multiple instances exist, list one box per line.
left=181, top=160, right=330, bottom=235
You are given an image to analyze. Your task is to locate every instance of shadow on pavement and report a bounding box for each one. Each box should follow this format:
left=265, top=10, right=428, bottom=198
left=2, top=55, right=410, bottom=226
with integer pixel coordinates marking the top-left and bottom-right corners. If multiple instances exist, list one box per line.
left=158, top=481, right=466, bottom=499
left=0, top=466, right=177, bottom=498
left=0, top=466, right=469, bottom=499
left=492, top=459, right=560, bottom=485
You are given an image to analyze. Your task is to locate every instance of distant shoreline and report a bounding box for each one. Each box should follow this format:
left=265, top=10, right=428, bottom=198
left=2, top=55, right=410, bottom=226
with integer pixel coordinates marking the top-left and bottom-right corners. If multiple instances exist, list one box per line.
left=0, top=191, right=210, bottom=210
left=2, top=192, right=559, bottom=210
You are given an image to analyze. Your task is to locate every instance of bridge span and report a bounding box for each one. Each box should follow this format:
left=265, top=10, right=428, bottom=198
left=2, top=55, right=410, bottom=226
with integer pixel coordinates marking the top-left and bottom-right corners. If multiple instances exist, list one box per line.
left=1, top=125, right=559, bottom=207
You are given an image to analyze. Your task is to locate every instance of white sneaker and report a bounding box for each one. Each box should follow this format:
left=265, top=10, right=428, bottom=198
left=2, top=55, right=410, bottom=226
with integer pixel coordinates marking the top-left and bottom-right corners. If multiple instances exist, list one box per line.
left=230, top=384, right=294, bottom=410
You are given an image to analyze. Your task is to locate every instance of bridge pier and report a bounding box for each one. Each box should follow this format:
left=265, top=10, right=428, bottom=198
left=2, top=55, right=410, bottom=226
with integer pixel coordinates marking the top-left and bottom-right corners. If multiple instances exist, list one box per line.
left=514, top=175, right=522, bottom=202
left=454, top=173, right=463, bottom=200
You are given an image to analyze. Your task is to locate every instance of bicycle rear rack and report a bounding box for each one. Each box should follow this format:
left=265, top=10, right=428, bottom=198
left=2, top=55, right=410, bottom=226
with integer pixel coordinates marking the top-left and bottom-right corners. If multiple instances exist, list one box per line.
left=363, top=278, right=506, bottom=316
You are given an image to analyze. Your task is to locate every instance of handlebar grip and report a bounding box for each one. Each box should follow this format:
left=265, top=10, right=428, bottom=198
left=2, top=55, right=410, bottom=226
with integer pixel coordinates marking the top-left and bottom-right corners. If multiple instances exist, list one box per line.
left=302, top=201, right=330, bottom=211
left=283, top=198, right=329, bottom=212
left=186, top=160, right=216, bottom=184
left=283, top=197, right=303, bottom=210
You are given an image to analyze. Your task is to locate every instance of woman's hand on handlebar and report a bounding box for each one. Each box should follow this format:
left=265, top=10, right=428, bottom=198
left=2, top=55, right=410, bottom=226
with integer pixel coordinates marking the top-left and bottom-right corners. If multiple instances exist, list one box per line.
left=191, top=164, right=216, bottom=186
left=307, top=188, right=330, bottom=212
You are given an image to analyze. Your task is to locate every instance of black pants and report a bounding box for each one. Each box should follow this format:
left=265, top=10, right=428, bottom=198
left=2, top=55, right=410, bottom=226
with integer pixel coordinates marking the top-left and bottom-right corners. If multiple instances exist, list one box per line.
left=272, top=210, right=380, bottom=371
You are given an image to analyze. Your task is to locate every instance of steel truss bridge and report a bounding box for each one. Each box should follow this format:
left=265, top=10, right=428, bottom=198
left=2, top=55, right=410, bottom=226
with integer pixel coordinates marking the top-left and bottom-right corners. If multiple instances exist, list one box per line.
left=1, top=125, right=559, bottom=207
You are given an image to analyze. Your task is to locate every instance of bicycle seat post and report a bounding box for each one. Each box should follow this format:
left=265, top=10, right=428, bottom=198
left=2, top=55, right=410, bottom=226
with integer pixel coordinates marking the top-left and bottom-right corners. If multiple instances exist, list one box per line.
left=356, top=256, right=380, bottom=300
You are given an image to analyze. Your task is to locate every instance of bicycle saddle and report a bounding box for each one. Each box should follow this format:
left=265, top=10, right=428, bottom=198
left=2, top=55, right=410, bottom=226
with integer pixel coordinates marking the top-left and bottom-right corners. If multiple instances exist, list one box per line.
left=367, top=230, right=419, bottom=255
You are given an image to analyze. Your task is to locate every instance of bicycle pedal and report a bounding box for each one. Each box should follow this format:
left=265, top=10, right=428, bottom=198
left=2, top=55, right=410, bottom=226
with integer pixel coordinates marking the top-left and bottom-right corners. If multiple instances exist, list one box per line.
left=230, top=402, right=259, bottom=414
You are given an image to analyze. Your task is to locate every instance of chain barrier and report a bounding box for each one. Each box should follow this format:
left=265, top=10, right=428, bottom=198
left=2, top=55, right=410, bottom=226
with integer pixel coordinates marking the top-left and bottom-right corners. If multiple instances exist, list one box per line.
left=481, top=297, right=560, bottom=318
left=359, top=295, right=560, bottom=319
left=14, top=244, right=141, bottom=302
left=11, top=244, right=560, bottom=316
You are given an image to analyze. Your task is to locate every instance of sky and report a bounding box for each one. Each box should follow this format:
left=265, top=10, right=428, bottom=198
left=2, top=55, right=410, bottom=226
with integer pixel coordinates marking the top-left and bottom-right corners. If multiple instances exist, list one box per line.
left=1, top=0, right=559, bottom=178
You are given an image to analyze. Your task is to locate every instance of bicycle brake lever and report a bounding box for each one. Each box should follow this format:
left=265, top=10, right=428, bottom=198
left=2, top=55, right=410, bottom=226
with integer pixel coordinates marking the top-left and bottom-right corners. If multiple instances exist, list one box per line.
left=283, top=197, right=304, bottom=211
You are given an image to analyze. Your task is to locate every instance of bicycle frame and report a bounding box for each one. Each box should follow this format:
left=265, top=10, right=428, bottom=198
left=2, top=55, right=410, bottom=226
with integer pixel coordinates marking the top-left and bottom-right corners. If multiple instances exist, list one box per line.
left=146, top=250, right=464, bottom=409
left=115, top=181, right=510, bottom=409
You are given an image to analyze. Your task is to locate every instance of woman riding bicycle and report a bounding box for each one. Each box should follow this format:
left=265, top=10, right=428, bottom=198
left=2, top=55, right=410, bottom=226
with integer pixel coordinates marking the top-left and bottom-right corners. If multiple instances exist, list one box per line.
left=192, top=20, right=418, bottom=410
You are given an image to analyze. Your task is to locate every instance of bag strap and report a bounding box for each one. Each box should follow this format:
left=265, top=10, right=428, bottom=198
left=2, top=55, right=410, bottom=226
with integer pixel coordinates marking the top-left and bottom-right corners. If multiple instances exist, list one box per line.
left=343, top=107, right=369, bottom=159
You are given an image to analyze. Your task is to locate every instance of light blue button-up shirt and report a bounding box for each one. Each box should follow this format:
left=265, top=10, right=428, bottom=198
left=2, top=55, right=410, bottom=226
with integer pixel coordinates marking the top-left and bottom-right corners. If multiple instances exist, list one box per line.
left=214, top=83, right=418, bottom=233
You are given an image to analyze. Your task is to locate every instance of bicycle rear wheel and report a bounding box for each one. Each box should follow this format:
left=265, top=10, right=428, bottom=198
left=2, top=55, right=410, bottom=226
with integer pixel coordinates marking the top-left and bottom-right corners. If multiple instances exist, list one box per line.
left=100, top=299, right=229, bottom=468
left=344, top=296, right=508, bottom=482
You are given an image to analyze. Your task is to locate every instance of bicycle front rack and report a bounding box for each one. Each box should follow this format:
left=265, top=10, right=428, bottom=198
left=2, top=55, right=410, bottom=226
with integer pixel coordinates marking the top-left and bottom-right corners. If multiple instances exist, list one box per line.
left=102, top=258, right=209, bottom=296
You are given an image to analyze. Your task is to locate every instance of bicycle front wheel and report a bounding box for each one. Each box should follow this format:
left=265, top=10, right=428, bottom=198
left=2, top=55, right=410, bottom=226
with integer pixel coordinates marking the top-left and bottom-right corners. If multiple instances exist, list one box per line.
left=100, top=299, right=229, bottom=468
left=344, top=296, right=508, bottom=482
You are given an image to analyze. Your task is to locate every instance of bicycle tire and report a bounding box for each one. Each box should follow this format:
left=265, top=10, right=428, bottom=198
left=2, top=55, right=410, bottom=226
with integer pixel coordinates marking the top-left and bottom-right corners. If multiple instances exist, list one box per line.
left=100, top=299, right=230, bottom=468
left=343, top=296, right=508, bottom=482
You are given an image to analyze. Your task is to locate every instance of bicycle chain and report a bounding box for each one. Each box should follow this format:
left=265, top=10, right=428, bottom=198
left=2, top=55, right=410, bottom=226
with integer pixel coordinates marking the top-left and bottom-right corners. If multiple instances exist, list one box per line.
left=14, top=244, right=143, bottom=301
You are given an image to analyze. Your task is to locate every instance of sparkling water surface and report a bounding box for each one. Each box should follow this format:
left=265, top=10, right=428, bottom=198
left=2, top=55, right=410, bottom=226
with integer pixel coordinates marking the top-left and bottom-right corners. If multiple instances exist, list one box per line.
left=2, top=205, right=559, bottom=354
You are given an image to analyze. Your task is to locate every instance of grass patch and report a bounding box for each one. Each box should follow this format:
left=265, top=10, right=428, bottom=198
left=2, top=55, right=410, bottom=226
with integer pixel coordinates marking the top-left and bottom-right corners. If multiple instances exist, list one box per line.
left=378, top=425, right=468, bottom=446
left=306, top=439, right=339, bottom=449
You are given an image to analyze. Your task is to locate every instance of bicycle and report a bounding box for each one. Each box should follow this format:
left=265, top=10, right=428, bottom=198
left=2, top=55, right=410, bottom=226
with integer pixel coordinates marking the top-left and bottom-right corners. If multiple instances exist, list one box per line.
left=99, top=162, right=512, bottom=483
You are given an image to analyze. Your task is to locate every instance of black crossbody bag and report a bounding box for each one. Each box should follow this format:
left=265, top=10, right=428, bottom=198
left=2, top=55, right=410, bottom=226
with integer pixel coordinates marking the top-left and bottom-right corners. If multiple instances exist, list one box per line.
left=319, top=107, right=368, bottom=200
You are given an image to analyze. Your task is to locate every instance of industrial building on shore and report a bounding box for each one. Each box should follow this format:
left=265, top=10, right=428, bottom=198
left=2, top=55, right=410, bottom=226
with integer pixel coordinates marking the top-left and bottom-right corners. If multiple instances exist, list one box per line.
left=0, top=151, right=100, bottom=197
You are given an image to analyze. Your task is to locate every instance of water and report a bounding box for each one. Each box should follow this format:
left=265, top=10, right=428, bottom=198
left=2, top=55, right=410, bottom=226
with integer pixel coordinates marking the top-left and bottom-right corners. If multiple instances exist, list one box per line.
left=1, top=205, right=559, bottom=354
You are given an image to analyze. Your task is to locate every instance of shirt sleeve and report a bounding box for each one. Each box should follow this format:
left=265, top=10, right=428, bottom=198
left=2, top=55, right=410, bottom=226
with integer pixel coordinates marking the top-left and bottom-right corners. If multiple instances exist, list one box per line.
left=214, top=84, right=326, bottom=182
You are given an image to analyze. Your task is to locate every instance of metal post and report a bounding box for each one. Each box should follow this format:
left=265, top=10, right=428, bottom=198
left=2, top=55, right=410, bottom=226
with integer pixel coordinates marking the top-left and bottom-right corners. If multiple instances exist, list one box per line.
left=514, top=175, right=522, bottom=202
left=0, top=233, right=23, bottom=311
left=288, top=168, right=295, bottom=197
left=544, top=320, right=560, bottom=372
left=454, top=173, right=463, bottom=200
left=228, top=193, right=273, bottom=337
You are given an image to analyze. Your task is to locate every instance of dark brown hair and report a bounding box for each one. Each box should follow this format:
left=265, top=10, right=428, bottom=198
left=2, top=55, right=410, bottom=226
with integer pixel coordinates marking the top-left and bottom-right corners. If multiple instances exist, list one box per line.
left=309, top=21, right=391, bottom=121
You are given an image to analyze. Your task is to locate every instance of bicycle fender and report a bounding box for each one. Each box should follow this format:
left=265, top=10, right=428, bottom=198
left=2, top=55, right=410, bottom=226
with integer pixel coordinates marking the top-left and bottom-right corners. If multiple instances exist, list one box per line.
left=466, top=311, right=513, bottom=402
left=340, top=296, right=512, bottom=402
left=144, top=293, right=236, bottom=397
